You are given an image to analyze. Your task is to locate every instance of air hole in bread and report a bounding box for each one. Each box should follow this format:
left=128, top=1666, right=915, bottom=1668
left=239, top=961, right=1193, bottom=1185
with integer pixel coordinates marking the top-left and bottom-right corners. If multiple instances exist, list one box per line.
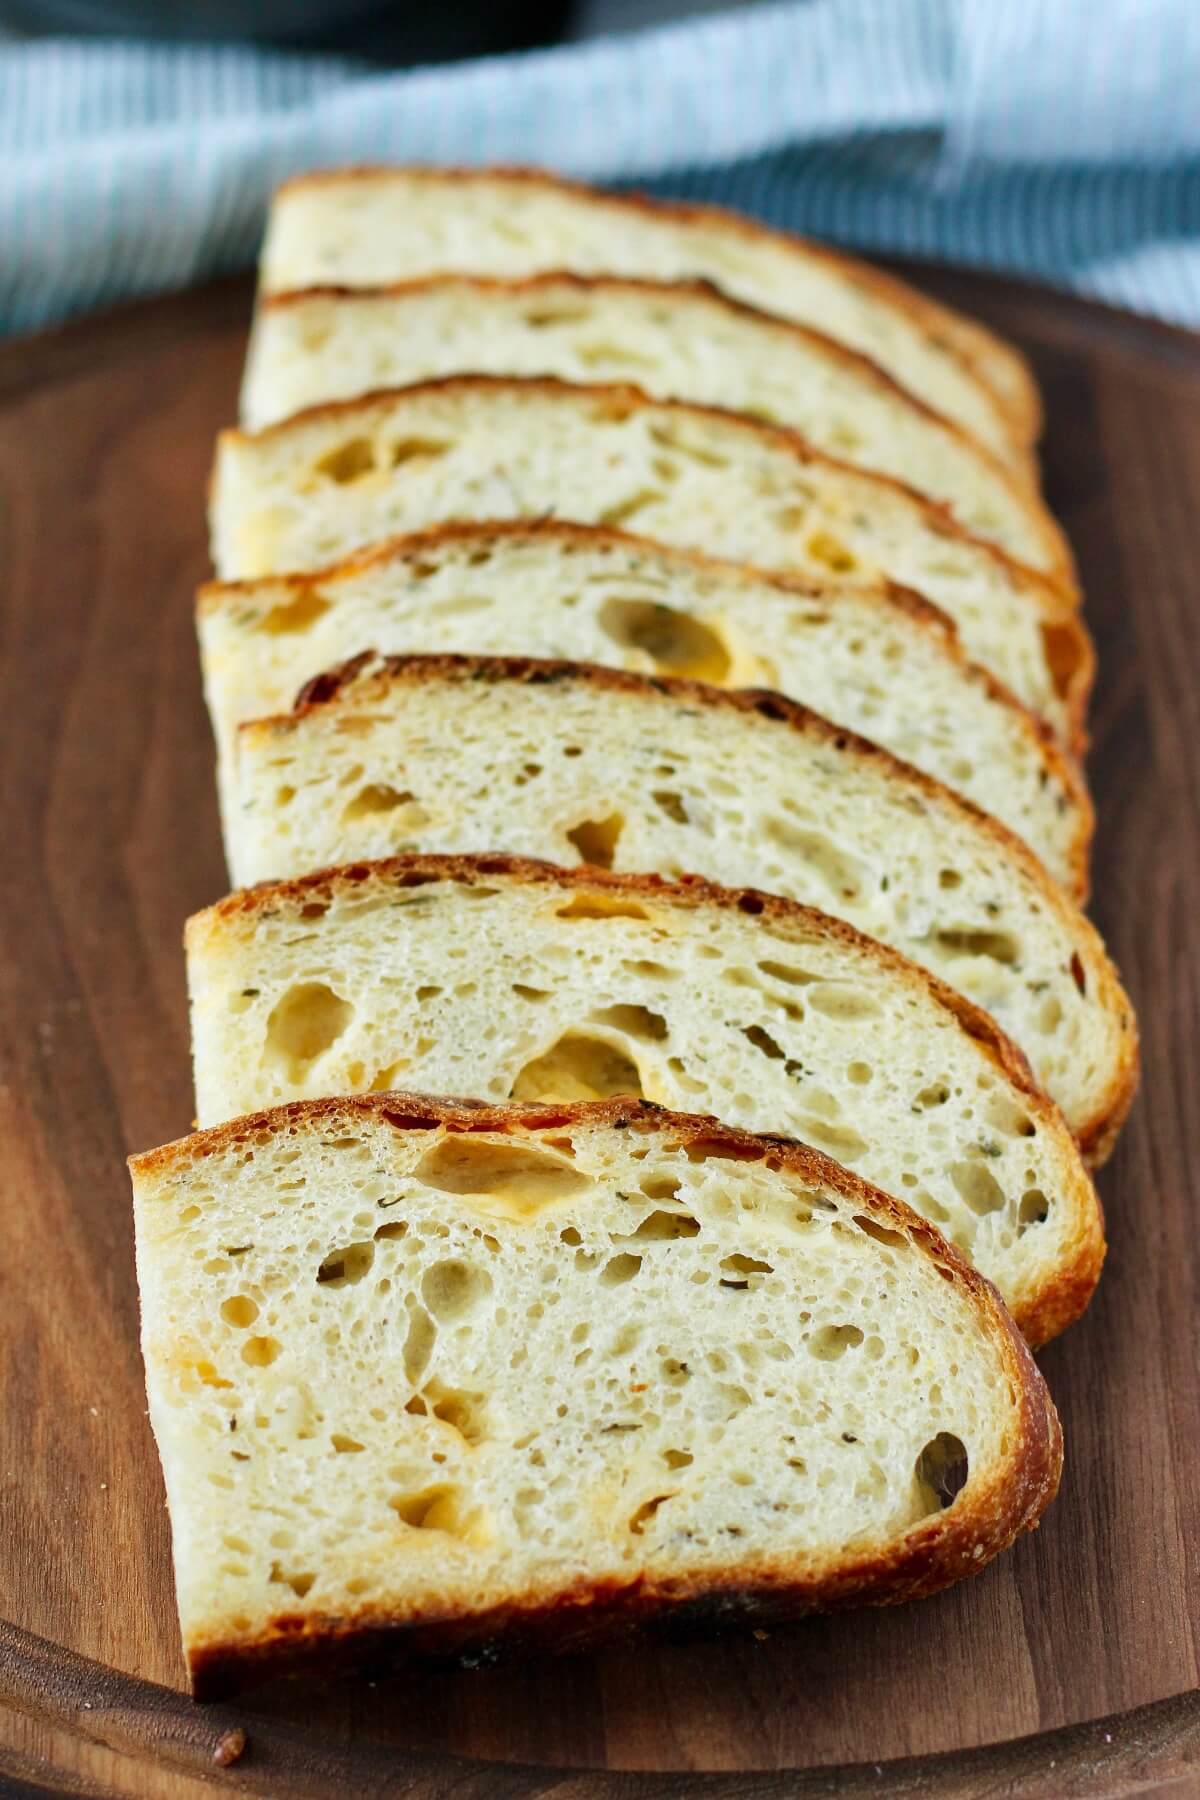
left=652, top=790, right=690, bottom=825
left=259, top=588, right=330, bottom=634
left=269, top=1563, right=316, bottom=1597
left=795, top=1118, right=870, bottom=1161
left=741, top=1023, right=786, bottom=1061
left=762, top=815, right=867, bottom=901
left=596, top=597, right=730, bottom=682
left=639, top=1172, right=683, bottom=1202
left=597, top=489, right=666, bottom=530
left=806, top=984, right=883, bottom=1022
left=719, top=1254, right=773, bottom=1290
left=624, top=1210, right=701, bottom=1243
left=647, top=422, right=730, bottom=469
left=663, top=1449, right=694, bottom=1469
left=388, top=437, right=450, bottom=467
left=422, top=1378, right=488, bottom=1443
left=589, top=1004, right=668, bottom=1043
left=422, top=1258, right=492, bottom=1323
left=629, top=1493, right=674, bottom=1535
left=413, top=1136, right=592, bottom=1220
left=566, top=813, right=624, bottom=870
left=933, top=928, right=1020, bottom=966
left=555, top=894, right=649, bottom=922
left=341, top=784, right=424, bottom=824
left=984, top=1094, right=1037, bottom=1138
left=806, top=530, right=858, bottom=573
left=512, top=982, right=553, bottom=1002
left=915, top=1433, right=969, bottom=1513
left=316, top=1240, right=375, bottom=1287
left=939, top=868, right=964, bottom=891
left=600, top=1253, right=642, bottom=1286
left=241, top=1336, right=281, bottom=1368
left=263, top=983, right=354, bottom=1079
left=757, top=959, right=820, bottom=988
left=853, top=1215, right=907, bottom=1249
left=388, top=1484, right=469, bottom=1534
left=220, top=1295, right=259, bottom=1328
left=313, top=437, right=376, bottom=483
left=949, top=1162, right=1006, bottom=1217
left=367, top=1061, right=410, bottom=1093
left=402, top=1305, right=437, bottom=1384
left=1019, top=1188, right=1049, bottom=1228
left=511, top=1033, right=645, bottom=1106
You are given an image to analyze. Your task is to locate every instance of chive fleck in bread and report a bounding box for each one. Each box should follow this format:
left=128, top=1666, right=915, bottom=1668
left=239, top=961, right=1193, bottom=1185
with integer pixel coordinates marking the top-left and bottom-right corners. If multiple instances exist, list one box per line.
left=208, top=379, right=1089, bottom=746
left=228, top=654, right=1123, bottom=1123
left=199, top=524, right=1090, bottom=882
left=260, top=167, right=1038, bottom=464
left=242, top=277, right=1069, bottom=584
left=129, top=1092, right=1062, bottom=1695
left=186, top=856, right=1108, bottom=1342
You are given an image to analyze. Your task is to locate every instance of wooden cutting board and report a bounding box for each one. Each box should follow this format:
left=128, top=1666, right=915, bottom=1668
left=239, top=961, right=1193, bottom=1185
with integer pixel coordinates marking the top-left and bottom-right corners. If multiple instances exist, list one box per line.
left=1, top=265, right=1197, bottom=1799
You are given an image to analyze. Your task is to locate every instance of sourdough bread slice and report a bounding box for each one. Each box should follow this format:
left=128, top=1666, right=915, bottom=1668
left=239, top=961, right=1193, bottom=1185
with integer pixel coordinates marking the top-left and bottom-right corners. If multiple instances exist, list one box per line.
left=242, top=277, right=1068, bottom=584
left=228, top=654, right=1124, bottom=1123
left=186, top=856, right=1109, bottom=1341
left=209, top=378, right=1089, bottom=743
left=199, top=524, right=1090, bottom=885
left=129, top=1092, right=1062, bottom=1694
left=261, top=166, right=1038, bottom=463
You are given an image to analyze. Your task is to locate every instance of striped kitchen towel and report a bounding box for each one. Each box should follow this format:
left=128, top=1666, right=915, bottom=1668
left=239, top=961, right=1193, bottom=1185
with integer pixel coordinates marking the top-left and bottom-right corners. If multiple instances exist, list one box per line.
left=2, top=0, right=1199, bottom=337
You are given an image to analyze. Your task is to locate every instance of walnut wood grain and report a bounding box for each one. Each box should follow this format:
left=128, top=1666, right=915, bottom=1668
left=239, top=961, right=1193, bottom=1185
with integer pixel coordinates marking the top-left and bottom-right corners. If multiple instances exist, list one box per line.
left=0, top=265, right=1196, bottom=1794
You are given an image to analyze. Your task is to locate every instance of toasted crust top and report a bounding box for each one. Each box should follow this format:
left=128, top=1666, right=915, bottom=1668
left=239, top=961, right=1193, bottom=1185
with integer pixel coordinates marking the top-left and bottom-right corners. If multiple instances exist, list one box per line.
left=216, top=373, right=1073, bottom=600
left=267, top=164, right=1040, bottom=445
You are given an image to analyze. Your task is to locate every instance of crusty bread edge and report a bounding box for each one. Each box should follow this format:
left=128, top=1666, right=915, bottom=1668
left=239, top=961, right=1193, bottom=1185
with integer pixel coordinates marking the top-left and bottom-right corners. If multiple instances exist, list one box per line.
left=186, top=852, right=1110, bottom=1342
left=254, top=272, right=1065, bottom=574
left=129, top=1090, right=1062, bottom=1699
left=204, top=442, right=1101, bottom=752
left=267, top=164, right=1042, bottom=452
left=216, top=370, right=1073, bottom=598
left=251, top=648, right=1093, bottom=900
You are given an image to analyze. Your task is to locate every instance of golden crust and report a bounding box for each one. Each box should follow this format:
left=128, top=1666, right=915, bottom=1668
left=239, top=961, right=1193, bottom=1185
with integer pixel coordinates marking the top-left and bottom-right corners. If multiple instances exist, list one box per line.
left=204, top=438, right=1094, bottom=750
left=219, top=369, right=1073, bottom=597
left=187, top=851, right=1111, bottom=1343
left=269, top=164, right=1042, bottom=451
left=130, top=1091, right=1062, bottom=1698
left=260, top=271, right=1061, bottom=568
left=261, top=648, right=1093, bottom=901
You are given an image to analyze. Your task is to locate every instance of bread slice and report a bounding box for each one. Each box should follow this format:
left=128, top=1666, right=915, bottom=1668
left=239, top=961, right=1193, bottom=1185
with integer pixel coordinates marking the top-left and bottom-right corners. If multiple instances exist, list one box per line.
left=261, top=166, right=1038, bottom=465
left=242, top=277, right=1068, bottom=585
left=228, top=653, right=1122, bottom=1128
left=209, top=378, right=1089, bottom=744
left=129, top=1091, right=1062, bottom=1694
left=186, top=856, right=1110, bottom=1342
left=199, top=524, right=1090, bottom=886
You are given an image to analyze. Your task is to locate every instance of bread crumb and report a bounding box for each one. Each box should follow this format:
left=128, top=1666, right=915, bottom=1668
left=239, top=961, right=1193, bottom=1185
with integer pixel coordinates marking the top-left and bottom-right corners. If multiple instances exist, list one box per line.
left=212, top=1727, right=246, bottom=1767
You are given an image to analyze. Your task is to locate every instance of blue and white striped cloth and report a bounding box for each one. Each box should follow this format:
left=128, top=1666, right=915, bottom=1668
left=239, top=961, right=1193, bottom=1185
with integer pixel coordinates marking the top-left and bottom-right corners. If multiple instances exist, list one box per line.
left=3, top=0, right=1199, bottom=338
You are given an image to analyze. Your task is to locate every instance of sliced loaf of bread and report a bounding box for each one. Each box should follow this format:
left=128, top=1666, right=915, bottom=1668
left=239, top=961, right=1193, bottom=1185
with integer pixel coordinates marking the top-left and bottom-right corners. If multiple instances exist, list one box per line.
left=186, top=856, right=1109, bottom=1341
left=199, top=524, right=1090, bottom=883
left=209, top=378, right=1089, bottom=744
left=260, top=167, right=1037, bottom=463
left=242, top=277, right=1067, bottom=583
left=227, top=655, right=1121, bottom=1117
left=130, top=1092, right=1062, bottom=1694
